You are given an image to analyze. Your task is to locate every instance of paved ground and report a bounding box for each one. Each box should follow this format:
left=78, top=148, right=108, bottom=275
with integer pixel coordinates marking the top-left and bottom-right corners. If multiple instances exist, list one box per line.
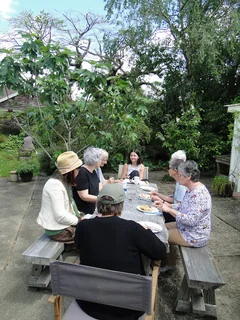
left=0, top=172, right=239, bottom=320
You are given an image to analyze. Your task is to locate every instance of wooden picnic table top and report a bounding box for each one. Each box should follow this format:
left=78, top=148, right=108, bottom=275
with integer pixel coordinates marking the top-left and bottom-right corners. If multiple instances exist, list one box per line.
left=121, top=183, right=169, bottom=246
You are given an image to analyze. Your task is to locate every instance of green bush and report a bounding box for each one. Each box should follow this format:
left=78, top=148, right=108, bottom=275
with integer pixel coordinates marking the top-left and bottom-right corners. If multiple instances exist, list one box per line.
left=17, top=160, right=39, bottom=174
left=0, top=134, right=23, bottom=150
left=38, top=148, right=63, bottom=175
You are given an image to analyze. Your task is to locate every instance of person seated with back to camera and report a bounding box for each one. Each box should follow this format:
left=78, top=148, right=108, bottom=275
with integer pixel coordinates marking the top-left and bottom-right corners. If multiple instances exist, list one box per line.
left=37, top=151, right=82, bottom=245
left=96, top=149, right=121, bottom=185
left=121, top=149, right=145, bottom=181
left=74, top=183, right=166, bottom=320
left=73, top=146, right=102, bottom=215
left=151, top=150, right=188, bottom=223
left=154, top=160, right=212, bottom=272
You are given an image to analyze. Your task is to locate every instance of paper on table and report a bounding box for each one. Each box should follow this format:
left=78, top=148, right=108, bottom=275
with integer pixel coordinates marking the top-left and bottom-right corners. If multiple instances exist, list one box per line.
left=138, top=221, right=163, bottom=233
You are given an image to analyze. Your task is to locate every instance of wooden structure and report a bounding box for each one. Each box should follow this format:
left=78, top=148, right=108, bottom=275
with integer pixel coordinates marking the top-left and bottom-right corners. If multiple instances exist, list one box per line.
left=49, top=260, right=160, bottom=320
left=22, top=234, right=64, bottom=289
left=215, top=154, right=230, bottom=175
left=175, top=246, right=225, bottom=317
left=226, top=103, right=240, bottom=197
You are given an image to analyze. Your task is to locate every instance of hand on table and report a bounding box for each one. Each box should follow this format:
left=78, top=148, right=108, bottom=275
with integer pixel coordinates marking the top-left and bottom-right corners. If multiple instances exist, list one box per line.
left=154, top=199, right=165, bottom=211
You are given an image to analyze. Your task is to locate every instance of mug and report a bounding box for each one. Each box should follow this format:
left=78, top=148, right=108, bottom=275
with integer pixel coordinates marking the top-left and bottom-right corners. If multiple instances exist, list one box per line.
left=134, top=176, right=140, bottom=185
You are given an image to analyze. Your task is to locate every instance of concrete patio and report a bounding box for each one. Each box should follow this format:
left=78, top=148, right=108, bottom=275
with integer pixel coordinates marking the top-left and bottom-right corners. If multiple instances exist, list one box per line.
left=0, top=172, right=239, bottom=319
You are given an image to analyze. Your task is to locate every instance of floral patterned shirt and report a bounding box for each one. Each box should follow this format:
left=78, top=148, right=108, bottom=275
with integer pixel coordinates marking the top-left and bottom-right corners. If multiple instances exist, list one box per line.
left=175, top=184, right=212, bottom=247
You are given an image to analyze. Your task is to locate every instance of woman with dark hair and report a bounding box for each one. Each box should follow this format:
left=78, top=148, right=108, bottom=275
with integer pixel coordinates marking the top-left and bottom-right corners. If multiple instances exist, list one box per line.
left=37, top=151, right=82, bottom=244
left=154, top=160, right=212, bottom=248
left=121, top=149, right=145, bottom=180
left=74, top=184, right=166, bottom=320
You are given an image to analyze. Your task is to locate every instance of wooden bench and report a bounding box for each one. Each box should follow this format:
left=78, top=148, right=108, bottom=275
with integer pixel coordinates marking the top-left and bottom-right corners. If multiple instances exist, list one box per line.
left=215, top=155, right=230, bottom=175
left=22, top=234, right=65, bottom=289
left=175, top=246, right=225, bottom=317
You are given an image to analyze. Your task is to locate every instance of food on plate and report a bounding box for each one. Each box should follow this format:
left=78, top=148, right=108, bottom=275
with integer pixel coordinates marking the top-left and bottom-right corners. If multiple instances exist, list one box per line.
left=139, top=205, right=153, bottom=212
left=140, top=193, right=151, bottom=200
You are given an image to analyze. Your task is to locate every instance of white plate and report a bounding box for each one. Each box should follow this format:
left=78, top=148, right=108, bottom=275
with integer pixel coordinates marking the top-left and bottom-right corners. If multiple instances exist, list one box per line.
left=139, top=181, right=149, bottom=186
left=136, top=205, right=160, bottom=214
left=138, top=193, right=152, bottom=202
left=138, top=221, right=163, bottom=233
left=139, top=186, right=157, bottom=192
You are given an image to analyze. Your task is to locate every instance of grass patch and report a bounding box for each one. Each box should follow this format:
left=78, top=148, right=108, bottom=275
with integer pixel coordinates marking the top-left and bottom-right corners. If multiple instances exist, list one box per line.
left=0, top=149, right=20, bottom=176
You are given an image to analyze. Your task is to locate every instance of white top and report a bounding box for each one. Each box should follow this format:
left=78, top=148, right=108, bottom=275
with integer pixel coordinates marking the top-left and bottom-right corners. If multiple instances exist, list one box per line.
left=96, top=167, right=106, bottom=184
left=37, top=178, right=79, bottom=230
left=127, top=164, right=141, bottom=176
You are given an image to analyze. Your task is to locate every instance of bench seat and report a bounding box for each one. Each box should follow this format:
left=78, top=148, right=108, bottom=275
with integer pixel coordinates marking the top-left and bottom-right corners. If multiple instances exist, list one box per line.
left=175, top=246, right=225, bottom=317
left=22, top=234, right=65, bottom=289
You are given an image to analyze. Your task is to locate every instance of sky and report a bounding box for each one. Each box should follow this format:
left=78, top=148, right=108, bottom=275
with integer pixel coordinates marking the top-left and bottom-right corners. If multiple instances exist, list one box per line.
left=0, top=0, right=107, bottom=32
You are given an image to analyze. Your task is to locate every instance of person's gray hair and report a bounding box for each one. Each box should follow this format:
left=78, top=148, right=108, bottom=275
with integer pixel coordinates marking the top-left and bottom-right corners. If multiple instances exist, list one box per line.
left=84, top=147, right=102, bottom=165
left=169, top=150, right=186, bottom=170
left=101, top=149, right=109, bottom=159
left=178, top=160, right=200, bottom=182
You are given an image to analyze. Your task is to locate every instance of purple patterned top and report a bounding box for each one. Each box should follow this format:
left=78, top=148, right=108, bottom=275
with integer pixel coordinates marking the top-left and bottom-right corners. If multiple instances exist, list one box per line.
left=175, top=184, right=212, bottom=247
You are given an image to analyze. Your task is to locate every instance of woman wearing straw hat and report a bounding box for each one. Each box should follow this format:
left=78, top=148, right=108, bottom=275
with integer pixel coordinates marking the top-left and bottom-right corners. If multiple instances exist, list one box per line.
left=37, top=151, right=82, bottom=244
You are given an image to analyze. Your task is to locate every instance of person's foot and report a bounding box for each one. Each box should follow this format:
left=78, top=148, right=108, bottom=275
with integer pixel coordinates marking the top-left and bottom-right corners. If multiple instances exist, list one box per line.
left=160, top=265, right=176, bottom=273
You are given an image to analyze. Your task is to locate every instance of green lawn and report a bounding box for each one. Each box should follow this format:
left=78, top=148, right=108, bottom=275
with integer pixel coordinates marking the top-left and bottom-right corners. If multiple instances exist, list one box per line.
left=0, top=149, right=20, bottom=177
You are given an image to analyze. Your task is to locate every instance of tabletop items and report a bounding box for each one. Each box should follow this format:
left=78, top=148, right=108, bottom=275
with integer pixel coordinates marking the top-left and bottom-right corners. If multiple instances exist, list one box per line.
left=122, top=183, right=168, bottom=246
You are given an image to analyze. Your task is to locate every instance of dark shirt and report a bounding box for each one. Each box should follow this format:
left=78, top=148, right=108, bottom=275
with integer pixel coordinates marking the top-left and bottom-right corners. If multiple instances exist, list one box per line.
left=73, top=166, right=99, bottom=214
left=74, top=216, right=166, bottom=320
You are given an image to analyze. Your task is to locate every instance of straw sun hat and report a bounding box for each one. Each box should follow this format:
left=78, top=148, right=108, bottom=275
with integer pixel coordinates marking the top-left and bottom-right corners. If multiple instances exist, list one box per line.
left=56, top=151, right=82, bottom=175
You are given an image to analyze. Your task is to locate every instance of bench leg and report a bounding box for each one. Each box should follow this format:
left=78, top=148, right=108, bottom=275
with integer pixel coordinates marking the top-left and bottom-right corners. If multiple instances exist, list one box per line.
left=203, top=288, right=217, bottom=317
left=175, top=275, right=218, bottom=317
left=175, top=275, right=191, bottom=312
left=28, top=264, right=43, bottom=289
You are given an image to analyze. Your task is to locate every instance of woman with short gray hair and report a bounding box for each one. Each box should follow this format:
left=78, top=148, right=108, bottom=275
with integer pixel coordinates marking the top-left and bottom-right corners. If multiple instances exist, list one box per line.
left=73, top=147, right=103, bottom=215
left=154, top=160, right=212, bottom=248
left=151, top=150, right=187, bottom=223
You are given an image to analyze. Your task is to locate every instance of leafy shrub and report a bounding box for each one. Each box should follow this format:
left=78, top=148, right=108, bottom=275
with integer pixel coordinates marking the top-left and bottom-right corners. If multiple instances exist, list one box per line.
left=39, top=148, right=63, bottom=175
left=0, top=134, right=23, bottom=150
left=17, top=160, right=39, bottom=174
left=0, top=134, right=8, bottom=144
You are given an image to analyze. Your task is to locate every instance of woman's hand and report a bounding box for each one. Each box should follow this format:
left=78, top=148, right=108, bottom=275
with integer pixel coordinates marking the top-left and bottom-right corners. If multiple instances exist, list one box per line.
left=151, top=194, right=161, bottom=202
left=154, top=199, right=164, bottom=209
left=154, top=199, right=169, bottom=212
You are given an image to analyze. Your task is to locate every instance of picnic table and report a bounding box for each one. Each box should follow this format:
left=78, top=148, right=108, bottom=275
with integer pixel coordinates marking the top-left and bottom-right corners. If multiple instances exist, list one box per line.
left=121, top=182, right=169, bottom=247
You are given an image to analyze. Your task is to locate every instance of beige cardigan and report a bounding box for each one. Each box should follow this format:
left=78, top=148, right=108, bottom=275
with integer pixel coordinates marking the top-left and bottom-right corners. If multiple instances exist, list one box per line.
left=37, top=178, right=78, bottom=230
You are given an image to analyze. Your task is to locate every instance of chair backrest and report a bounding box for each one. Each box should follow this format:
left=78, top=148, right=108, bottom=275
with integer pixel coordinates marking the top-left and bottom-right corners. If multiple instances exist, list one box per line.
left=118, top=164, right=123, bottom=179
left=50, top=260, right=153, bottom=315
left=118, top=165, right=149, bottom=180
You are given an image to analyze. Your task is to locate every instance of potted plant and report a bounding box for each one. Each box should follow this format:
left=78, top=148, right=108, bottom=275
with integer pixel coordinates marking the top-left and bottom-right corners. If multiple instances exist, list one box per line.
left=17, top=161, right=38, bottom=182
left=212, top=175, right=235, bottom=197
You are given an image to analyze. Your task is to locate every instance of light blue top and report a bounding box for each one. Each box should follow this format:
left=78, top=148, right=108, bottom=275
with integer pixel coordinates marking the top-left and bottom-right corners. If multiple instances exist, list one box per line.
left=174, top=182, right=188, bottom=204
left=96, top=167, right=105, bottom=184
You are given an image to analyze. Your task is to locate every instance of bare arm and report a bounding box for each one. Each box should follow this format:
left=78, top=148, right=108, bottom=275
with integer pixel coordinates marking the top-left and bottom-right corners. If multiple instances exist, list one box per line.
left=121, top=163, right=128, bottom=179
left=139, top=164, right=145, bottom=180
left=77, top=189, right=97, bottom=203
left=151, top=191, right=174, bottom=204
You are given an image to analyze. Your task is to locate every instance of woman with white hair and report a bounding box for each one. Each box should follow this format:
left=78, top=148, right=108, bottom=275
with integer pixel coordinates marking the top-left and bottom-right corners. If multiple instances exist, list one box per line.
left=96, top=149, right=118, bottom=185
left=73, top=147, right=103, bottom=215
left=151, top=150, right=187, bottom=223
left=37, top=151, right=82, bottom=244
